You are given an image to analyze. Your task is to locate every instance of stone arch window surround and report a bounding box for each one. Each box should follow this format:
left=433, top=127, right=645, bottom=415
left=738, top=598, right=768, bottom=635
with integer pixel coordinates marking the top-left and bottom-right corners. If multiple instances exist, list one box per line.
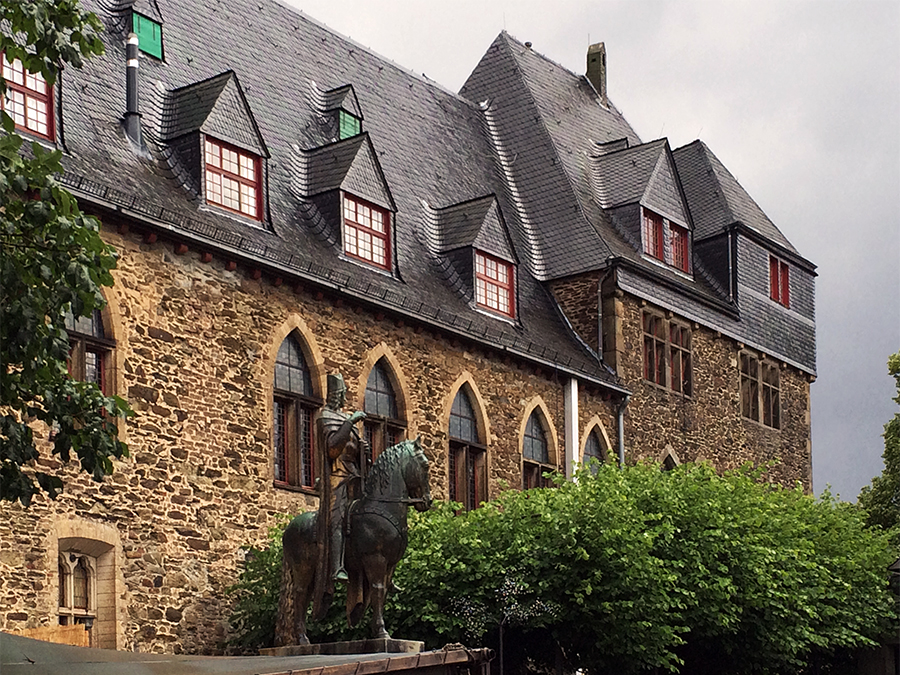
left=265, top=316, right=327, bottom=490
left=442, top=372, right=492, bottom=506
left=519, top=397, right=560, bottom=489
left=580, top=416, right=612, bottom=469
left=355, top=344, right=411, bottom=463
left=49, top=519, right=125, bottom=650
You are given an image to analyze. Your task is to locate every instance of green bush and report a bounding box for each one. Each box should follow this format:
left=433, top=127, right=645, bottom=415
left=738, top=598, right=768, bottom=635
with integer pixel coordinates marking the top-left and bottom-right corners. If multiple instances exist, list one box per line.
left=229, top=462, right=897, bottom=672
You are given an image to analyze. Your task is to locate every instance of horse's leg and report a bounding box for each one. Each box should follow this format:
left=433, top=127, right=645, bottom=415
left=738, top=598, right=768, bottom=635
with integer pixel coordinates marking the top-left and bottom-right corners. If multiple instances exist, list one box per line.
left=274, top=553, right=294, bottom=647
left=294, top=557, right=314, bottom=646
left=364, top=553, right=390, bottom=640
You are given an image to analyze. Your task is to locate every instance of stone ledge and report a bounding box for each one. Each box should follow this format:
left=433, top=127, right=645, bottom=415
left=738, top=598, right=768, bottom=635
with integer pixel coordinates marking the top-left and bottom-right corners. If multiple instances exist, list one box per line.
left=260, top=639, right=424, bottom=657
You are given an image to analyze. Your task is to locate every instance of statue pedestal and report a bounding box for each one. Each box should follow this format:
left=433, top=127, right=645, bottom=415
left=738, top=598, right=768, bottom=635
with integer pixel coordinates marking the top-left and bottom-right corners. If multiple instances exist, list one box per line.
left=260, top=638, right=424, bottom=657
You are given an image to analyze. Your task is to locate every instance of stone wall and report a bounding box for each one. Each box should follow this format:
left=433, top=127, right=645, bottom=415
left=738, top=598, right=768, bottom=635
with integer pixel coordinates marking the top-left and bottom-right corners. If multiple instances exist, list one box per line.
left=614, top=293, right=812, bottom=488
left=0, top=221, right=617, bottom=654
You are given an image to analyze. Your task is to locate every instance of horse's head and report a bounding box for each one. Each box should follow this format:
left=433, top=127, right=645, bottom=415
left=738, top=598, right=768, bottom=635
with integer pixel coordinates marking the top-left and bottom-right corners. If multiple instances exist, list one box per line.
left=403, top=436, right=432, bottom=511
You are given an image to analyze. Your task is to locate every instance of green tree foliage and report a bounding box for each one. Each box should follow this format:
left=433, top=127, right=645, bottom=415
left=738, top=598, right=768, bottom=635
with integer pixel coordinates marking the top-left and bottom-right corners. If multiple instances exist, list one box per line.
left=1, top=0, right=132, bottom=506
left=230, top=463, right=896, bottom=673
left=858, top=353, right=900, bottom=545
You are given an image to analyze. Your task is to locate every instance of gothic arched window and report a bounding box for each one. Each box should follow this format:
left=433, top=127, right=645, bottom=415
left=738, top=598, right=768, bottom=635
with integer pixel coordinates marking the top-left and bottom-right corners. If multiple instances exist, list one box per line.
left=273, top=334, right=319, bottom=489
left=448, top=386, right=486, bottom=510
left=363, top=359, right=405, bottom=462
left=65, top=308, right=114, bottom=393
left=583, top=428, right=607, bottom=472
left=523, top=410, right=554, bottom=489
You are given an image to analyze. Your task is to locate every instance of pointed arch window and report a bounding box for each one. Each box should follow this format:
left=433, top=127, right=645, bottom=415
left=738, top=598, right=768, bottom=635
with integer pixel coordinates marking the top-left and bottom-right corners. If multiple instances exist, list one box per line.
left=363, top=359, right=405, bottom=463
left=58, top=553, right=95, bottom=629
left=523, top=411, right=554, bottom=489
left=448, top=386, right=486, bottom=510
left=65, top=308, right=114, bottom=394
left=273, top=334, right=320, bottom=489
left=583, top=428, right=606, bottom=473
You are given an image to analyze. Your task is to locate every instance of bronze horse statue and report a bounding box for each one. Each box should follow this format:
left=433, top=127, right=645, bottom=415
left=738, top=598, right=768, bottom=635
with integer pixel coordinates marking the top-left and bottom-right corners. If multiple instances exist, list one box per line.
left=276, top=438, right=432, bottom=645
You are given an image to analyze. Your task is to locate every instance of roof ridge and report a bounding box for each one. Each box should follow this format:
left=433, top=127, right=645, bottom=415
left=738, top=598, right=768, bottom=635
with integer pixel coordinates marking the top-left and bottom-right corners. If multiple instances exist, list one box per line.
left=640, top=144, right=669, bottom=205
left=686, top=140, right=737, bottom=230
left=495, top=33, right=614, bottom=272
left=266, top=0, right=483, bottom=112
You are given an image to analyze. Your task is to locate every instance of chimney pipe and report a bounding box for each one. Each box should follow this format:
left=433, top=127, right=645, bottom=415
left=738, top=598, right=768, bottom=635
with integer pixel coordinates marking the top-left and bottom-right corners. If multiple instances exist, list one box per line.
left=586, top=42, right=607, bottom=107
left=124, top=33, right=142, bottom=146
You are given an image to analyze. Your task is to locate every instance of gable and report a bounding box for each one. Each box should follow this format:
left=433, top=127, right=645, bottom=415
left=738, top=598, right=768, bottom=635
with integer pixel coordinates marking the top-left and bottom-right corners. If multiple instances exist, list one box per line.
left=642, top=148, right=690, bottom=226
left=161, top=71, right=268, bottom=158
left=296, top=134, right=395, bottom=212
left=427, top=195, right=517, bottom=263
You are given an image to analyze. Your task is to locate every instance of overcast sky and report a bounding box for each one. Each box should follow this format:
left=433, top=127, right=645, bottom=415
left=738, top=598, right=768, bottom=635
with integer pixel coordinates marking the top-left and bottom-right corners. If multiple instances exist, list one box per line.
left=283, top=0, right=900, bottom=500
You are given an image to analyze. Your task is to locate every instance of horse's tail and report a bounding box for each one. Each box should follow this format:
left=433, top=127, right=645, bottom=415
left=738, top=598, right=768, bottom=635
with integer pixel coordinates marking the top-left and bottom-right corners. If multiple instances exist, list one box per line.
left=274, top=540, right=294, bottom=647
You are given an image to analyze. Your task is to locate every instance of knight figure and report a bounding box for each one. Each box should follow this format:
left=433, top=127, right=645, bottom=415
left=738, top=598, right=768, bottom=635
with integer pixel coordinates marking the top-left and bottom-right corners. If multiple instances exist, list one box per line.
left=312, top=373, right=367, bottom=617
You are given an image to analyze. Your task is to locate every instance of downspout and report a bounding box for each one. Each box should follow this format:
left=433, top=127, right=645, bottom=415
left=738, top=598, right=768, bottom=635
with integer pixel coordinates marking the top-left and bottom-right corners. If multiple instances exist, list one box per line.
left=617, top=394, right=630, bottom=468
left=564, top=377, right=579, bottom=479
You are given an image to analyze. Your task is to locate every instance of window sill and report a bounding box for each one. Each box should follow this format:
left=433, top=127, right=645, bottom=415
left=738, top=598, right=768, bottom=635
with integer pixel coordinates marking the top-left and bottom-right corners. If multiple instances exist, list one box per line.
left=740, top=416, right=781, bottom=432
left=273, top=481, right=319, bottom=496
left=640, top=378, right=694, bottom=400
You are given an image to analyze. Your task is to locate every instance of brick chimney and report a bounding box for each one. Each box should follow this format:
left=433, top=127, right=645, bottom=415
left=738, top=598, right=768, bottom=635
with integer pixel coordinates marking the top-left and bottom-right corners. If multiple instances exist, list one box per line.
left=586, top=42, right=607, bottom=107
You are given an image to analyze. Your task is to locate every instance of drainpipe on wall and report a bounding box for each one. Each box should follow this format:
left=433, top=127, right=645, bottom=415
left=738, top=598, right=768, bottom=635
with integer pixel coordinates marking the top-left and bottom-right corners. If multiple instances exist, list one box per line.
left=617, top=394, right=630, bottom=468
left=564, top=377, right=579, bottom=479
left=124, top=33, right=142, bottom=147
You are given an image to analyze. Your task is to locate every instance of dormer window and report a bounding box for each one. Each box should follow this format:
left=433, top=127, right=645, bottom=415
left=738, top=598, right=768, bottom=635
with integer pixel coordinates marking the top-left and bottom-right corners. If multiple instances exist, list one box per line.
left=769, top=256, right=790, bottom=307
left=642, top=208, right=690, bottom=273
left=2, top=55, right=53, bottom=140
left=342, top=193, right=390, bottom=269
left=475, top=251, right=515, bottom=318
left=204, top=137, right=261, bottom=220
left=132, top=13, right=163, bottom=59
left=339, top=110, right=361, bottom=140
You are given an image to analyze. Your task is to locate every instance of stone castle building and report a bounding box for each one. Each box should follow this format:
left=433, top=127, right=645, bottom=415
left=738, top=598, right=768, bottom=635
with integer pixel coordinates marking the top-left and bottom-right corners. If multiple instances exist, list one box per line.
left=1, top=0, right=816, bottom=654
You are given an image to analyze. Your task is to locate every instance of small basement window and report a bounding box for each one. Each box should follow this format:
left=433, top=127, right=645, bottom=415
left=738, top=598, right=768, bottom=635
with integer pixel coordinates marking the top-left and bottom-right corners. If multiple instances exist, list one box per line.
left=204, top=137, right=261, bottom=220
left=339, top=110, right=361, bottom=140
left=132, top=13, right=163, bottom=59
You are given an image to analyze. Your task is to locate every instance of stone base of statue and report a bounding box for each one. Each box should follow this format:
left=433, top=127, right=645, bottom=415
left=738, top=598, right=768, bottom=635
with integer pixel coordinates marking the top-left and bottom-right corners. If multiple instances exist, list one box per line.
left=260, top=638, right=424, bottom=657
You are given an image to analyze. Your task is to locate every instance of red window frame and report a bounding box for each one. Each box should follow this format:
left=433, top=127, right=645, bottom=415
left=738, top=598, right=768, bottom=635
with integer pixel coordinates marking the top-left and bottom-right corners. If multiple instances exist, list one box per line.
left=475, top=251, right=515, bottom=318
left=204, top=137, right=262, bottom=220
left=642, top=209, right=665, bottom=260
left=769, top=256, right=790, bottom=307
left=1, top=54, right=54, bottom=140
left=342, top=193, right=391, bottom=270
left=671, top=224, right=690, bottom=272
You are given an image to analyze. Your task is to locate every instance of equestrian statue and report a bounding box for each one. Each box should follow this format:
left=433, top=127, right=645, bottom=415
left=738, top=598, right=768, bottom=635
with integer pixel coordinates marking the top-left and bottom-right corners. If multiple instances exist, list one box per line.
left=275, top=373, right=432, bottom=646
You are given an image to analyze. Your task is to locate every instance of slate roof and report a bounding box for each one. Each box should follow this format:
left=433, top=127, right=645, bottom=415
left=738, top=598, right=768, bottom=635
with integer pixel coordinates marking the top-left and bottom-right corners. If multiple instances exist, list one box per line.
left=49, top=0, right=813, bottom=381
left=672, top=140, right=798, bottom=253
left=57, top=0, right=627, bottom=391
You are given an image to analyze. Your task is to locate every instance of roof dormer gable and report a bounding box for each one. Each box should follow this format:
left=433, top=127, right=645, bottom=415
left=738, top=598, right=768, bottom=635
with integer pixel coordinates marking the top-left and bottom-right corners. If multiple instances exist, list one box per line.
left=589, top=138, right=688, bottom=226
left=423, top=195, right=517, bottom=265
left=295, top=133, right=395, bottom=213
left=311, top=83, right=364, bottom=142
left=161, top=71, right=269, bottom=159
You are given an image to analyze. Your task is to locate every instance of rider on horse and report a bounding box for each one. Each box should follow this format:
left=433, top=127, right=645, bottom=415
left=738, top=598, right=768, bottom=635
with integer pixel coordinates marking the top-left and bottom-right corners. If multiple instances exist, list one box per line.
left=312, top=373, right=367, bottom=618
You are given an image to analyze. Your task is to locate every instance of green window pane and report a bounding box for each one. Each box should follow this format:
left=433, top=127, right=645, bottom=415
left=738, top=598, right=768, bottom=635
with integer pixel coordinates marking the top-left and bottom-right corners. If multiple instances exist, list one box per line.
left=339, top=111, right=360, bottom=140
left=133, top=13, right=163, bottom=59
